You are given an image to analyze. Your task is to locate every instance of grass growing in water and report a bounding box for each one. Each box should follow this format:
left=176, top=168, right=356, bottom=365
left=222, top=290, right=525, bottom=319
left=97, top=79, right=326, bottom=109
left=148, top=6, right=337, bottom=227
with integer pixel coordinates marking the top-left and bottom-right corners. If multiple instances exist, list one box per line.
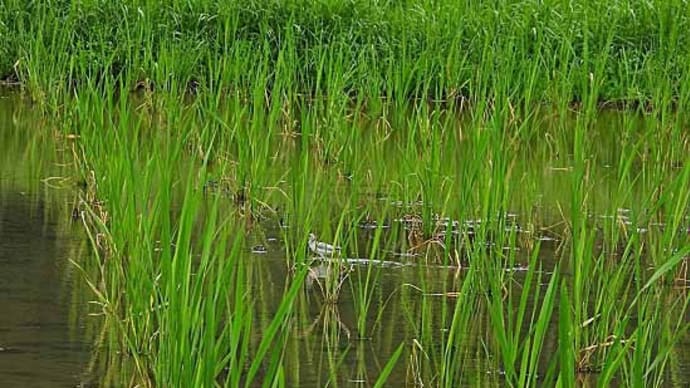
left=3, top=1, right=690, bottom=387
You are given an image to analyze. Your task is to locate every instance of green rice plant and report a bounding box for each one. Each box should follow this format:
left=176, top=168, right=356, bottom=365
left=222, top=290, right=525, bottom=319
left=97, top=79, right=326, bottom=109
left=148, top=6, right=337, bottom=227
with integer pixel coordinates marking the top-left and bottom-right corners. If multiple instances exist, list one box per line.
left=437, top=264, right=484, bottom=386
left=485, top=243, right=559, bottom=387
left=3, top=1, right=690, bottom=109
left=31, top=80, right=690, bottom=387
left=62, top=90, right=319, bottom=386
left=350, top=207, right=389, bottom=337
left=373, top=342, right=404, bottom=388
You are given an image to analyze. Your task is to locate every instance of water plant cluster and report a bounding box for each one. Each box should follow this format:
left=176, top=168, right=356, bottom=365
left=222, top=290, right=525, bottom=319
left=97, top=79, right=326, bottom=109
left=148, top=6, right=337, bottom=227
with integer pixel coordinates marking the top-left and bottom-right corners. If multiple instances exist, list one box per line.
left=3, top=0, right=690, bottom=107
left=2, top=0, right=690, bottom=386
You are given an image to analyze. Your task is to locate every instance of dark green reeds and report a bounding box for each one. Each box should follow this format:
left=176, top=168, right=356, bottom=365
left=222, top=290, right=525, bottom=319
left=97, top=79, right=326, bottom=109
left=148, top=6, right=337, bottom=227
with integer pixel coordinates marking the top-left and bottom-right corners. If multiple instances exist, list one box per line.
left=3, top=1, right=690, bottom=110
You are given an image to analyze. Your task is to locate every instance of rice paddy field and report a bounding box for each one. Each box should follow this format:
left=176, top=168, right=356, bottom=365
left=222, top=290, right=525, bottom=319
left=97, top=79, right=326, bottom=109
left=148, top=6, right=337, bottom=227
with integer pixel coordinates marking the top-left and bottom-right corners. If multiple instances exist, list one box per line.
left=2, top=0, right=690, bottom=386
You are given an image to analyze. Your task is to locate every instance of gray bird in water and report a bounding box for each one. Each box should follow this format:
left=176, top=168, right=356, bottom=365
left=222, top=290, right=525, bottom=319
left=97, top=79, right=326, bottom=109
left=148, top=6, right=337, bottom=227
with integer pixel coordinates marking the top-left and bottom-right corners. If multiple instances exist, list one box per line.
left=308, top=233, right=341, bottom=257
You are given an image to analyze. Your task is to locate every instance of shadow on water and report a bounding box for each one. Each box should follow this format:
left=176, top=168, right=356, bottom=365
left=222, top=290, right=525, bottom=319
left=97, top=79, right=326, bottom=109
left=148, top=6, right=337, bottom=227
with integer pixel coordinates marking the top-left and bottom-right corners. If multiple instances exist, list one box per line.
left=0, top=91, right=95, bottom=386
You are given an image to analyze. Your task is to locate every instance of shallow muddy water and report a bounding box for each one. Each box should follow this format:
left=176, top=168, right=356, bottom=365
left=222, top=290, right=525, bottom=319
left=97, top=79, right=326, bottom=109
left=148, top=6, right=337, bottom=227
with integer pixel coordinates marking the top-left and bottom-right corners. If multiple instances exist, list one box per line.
left=0, top=93, right=92, bottom=386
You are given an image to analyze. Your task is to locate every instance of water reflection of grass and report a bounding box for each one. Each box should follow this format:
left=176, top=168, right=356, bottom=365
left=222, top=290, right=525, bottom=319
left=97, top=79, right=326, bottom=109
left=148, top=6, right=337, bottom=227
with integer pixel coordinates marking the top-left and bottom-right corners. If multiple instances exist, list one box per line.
left=0, top=97, right=102, bottom=385
left=2, top=1, right=690, bottom=386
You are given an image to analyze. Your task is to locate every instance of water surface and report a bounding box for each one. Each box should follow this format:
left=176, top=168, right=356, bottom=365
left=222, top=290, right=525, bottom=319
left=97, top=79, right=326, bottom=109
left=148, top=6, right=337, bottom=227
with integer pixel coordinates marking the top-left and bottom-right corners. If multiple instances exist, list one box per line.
left=0, top=92, right=92, bottom=386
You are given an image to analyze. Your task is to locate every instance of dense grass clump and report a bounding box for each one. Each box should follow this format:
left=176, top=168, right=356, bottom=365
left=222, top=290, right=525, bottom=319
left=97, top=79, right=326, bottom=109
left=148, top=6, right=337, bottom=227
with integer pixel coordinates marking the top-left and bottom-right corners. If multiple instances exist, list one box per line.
left=2, top=0, right=690, bottom=107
